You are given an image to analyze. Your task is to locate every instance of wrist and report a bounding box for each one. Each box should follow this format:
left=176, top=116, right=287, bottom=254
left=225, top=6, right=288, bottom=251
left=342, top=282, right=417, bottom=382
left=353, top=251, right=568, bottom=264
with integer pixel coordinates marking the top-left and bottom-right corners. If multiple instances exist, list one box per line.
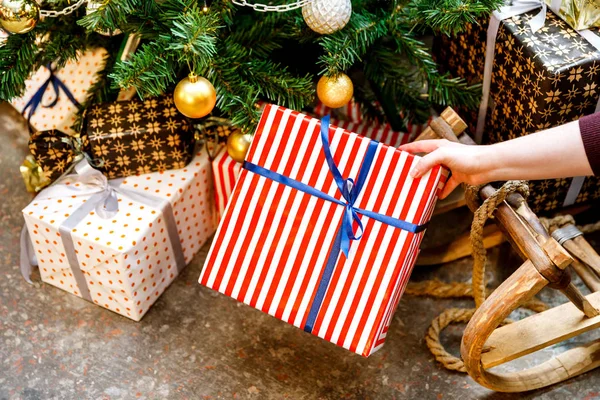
left=474, top=145, right=501, bottom=184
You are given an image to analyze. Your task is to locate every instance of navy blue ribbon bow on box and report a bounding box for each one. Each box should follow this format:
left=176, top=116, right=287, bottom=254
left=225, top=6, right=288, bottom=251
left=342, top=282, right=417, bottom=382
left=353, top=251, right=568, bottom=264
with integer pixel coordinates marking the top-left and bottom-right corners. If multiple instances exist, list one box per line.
left=243, top=115, right=429, bottom=333
left=22, top=64, right=81, bottom=124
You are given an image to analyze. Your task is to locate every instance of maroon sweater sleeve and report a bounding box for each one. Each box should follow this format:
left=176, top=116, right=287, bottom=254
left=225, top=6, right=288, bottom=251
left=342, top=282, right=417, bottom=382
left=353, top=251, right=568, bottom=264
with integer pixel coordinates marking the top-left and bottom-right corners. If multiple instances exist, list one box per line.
left=579, top=112, right=600, bottom=175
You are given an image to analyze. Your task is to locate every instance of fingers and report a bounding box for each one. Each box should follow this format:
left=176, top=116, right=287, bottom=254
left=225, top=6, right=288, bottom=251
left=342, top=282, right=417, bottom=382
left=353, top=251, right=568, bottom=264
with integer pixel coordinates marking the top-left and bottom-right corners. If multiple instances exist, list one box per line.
left=410, top=149, right=446, bottom=178
left=440, top=176, right=459, bottom=199
left=399, top=140, right=447, bottom=155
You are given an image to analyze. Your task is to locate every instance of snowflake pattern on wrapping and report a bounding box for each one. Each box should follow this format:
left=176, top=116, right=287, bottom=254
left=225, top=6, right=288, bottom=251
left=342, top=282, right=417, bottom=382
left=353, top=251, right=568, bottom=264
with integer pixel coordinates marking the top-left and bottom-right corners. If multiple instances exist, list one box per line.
left=86, top=95, right=196, bottom=179
left=436, top=10, right=600, bottom=213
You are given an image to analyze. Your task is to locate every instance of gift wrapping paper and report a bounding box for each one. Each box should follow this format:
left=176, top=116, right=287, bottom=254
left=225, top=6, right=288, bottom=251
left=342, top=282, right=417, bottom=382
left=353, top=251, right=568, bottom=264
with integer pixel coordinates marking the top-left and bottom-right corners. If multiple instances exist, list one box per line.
left=10, top=48, right=107, bottom=136
left=200, top=105, right=446, bottom=356
left=22, top=147, right=216, bottom=321
left=212, top=146, right=242, bottom=219
left=210, top=115, right=426, bottom=221
left=545, top=0, right=600, bottom=30
left=86, top=95, right=196, bottom=179
left=435, top=10, right=600, bottom=213
left=313, top=101, right=431, bottom=148
left=27, top=130, right=90, bottom=190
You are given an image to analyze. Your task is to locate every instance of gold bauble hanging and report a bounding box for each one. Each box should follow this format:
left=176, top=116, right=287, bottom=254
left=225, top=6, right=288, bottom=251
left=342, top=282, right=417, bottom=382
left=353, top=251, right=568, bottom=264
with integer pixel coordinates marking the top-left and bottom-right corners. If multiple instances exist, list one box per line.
left=227, top=131, right=252, bottom=163
left=0, top=0, right=39, bottom=34
left=173, top=73, right=217, bottom=119
left=316, top=73, right=353, bottom=109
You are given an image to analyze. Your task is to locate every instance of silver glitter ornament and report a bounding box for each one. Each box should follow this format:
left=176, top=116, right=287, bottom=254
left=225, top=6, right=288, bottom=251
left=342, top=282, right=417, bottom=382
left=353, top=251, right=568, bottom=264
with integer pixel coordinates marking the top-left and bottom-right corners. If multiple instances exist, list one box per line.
left=302, top=0, right=351, bottom=35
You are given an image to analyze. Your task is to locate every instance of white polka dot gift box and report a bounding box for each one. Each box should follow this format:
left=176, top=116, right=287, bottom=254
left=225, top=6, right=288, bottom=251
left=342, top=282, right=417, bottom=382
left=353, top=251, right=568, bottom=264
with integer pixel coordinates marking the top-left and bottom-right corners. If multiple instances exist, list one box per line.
left=21, top=147, right=216, bottom=321
left=10, top=48, right=107, bottom=136
left=200, top=105, right=447, bottom=356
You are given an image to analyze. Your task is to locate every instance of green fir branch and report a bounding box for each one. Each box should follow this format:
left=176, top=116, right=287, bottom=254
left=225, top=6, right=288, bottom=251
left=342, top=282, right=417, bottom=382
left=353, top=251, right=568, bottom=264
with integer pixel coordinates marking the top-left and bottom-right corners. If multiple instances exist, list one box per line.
left=77, top=0, right=139, bottom=35
left=389, top=27, right=481, bottom=108
left=402, top=0, right=503, bottom=35
left=318, top=12, right=389, bottom=76
left=0, top=33, right=38, bottom=100
left=109, top=38, right=178, bottom=98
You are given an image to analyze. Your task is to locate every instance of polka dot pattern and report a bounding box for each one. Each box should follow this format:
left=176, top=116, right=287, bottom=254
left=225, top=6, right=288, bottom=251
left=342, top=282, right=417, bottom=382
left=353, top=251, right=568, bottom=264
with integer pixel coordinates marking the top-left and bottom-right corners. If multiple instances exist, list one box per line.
left=22, top=148, right=217, bottom=321
left=10, top=49, right=107, bottom=136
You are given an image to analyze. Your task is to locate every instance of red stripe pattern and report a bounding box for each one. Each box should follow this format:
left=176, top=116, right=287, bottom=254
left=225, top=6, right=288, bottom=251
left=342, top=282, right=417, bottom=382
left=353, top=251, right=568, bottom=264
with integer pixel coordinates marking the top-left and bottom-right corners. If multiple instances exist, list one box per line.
left=199, top=105, right=445, bottom=357
left=212, top=147, right=242, bottom=219
left=313, top=100, right=432, bottom=148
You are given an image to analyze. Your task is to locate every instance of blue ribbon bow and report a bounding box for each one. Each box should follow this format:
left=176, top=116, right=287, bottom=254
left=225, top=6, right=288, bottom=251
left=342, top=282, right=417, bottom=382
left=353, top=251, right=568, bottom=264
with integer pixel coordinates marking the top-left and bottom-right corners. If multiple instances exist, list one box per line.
left=243, top=115, right=428, bottom=333
left=22, top=64, right=81, bottom=123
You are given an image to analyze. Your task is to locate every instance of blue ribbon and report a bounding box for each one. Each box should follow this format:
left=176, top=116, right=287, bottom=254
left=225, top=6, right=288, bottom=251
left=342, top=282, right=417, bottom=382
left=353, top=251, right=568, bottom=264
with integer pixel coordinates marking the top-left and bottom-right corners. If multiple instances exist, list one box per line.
left=22, top=64, right=81, bottom=123
left=243, top=115, right=428, bottom=333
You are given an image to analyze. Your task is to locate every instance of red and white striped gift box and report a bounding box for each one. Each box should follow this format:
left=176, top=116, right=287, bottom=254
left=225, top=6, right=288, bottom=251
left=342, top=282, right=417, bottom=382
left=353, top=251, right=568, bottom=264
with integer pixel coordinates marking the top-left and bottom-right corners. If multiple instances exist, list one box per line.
left=329, top=118, right=424, bottom=149
left=199, top=105, right=447, bottom=356
left=313, top=101, right=432, bottom=148
left=212, top=147, right=242, bottom=219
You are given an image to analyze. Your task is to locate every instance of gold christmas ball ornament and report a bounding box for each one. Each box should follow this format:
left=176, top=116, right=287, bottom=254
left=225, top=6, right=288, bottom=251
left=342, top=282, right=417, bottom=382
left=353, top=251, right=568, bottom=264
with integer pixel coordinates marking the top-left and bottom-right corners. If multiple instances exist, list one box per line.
left=226, top=131, right=252, bottom=163
left=0, top=0, right=39, bottom=34
left=316, top=73, right=354, bottom=109
left=173, top=73, right=217, bottom=119
left=302, top=0, right=351, bottom=34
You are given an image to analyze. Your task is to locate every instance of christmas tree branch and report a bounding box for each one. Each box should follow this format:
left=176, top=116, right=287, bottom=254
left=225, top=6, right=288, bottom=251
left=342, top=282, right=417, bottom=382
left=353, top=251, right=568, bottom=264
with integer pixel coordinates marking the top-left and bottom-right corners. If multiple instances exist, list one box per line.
left=389, top=27, right=481, bottom=108
left=318, top=12, right=388, bottom=76
left=109, top=38, right=178, bottom=98
left=0, top=33, right=38, bottom=100
left=403, top=0, right=503, bottom=35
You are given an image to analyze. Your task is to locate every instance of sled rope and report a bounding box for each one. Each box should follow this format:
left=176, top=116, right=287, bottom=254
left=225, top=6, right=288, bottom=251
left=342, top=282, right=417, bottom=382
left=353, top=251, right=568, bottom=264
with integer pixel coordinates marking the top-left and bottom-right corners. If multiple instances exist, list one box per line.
left=406, top=180, right=547, bottom=372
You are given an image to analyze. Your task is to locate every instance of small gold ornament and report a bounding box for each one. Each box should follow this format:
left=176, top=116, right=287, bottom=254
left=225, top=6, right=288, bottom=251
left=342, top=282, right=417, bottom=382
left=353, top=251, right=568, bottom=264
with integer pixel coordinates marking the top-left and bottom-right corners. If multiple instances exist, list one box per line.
left=173, top=72, right=217, bottom=119
left=316, top=73, right=353, bottom=109
left=226, top=130, right=252, bottom=163
left=20, top=154, right=51, bottom=193
left=0, top=0, right=39, bottom=34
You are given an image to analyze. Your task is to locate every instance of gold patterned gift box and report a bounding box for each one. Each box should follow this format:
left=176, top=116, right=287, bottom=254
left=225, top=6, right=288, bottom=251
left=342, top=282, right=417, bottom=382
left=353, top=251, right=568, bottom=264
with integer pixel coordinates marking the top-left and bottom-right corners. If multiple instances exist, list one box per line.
left=21, top=147, right=217, bottom=321
left=86, top=94, right=196, bottom=179
left=435, top=9, right=600, bottom=213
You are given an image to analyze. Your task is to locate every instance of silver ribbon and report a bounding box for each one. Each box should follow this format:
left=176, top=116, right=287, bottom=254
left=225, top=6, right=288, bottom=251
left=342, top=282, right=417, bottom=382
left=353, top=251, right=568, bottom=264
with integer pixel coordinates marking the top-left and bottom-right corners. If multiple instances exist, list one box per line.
left=21, top=159, right=186, bottom=301
left=563, top=175, right=586, bottom=207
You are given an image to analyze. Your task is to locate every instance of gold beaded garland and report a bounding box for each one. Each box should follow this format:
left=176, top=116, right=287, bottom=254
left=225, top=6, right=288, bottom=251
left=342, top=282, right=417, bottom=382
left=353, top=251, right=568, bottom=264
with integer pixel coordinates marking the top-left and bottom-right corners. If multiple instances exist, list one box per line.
left=0, top=0, right=39, bottom=34
left=316, top=73, right=353, bottom=109
left=173, top=73, right=217, bottom=119
left=226, top=131, right=252, bottom=163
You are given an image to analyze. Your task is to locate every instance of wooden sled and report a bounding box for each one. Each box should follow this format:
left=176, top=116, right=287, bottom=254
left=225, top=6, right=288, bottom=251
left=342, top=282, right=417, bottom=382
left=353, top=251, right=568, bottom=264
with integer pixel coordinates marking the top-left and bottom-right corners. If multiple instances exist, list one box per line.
left=417, top=108, right=600, bottom=392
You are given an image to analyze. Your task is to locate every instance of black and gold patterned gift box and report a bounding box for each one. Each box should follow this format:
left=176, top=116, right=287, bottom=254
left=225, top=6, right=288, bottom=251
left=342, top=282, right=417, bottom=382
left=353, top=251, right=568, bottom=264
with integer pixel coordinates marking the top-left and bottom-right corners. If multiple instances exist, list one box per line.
left=435, top=10, right=600, bottom=213
left=86, top=95, right=196, bottom=179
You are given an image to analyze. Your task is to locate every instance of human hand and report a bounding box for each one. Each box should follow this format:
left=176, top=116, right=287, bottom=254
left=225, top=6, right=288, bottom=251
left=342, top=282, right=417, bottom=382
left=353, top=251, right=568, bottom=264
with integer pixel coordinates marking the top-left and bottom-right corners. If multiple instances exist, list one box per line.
left=399, top=139, right=492, bottom=199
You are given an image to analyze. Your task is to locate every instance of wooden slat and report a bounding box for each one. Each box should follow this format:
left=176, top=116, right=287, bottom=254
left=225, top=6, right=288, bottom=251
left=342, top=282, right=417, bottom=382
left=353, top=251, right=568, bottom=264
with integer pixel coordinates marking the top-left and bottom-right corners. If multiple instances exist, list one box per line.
left=481, top=291, right=600, bottom=369
left=416, top=224, right=504, bottom=265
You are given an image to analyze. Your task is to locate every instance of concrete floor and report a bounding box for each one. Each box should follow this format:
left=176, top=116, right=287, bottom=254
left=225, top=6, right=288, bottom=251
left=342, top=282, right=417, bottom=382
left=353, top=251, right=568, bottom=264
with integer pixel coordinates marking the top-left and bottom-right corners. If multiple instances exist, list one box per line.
left=1, top=102, right=599, bottom=399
